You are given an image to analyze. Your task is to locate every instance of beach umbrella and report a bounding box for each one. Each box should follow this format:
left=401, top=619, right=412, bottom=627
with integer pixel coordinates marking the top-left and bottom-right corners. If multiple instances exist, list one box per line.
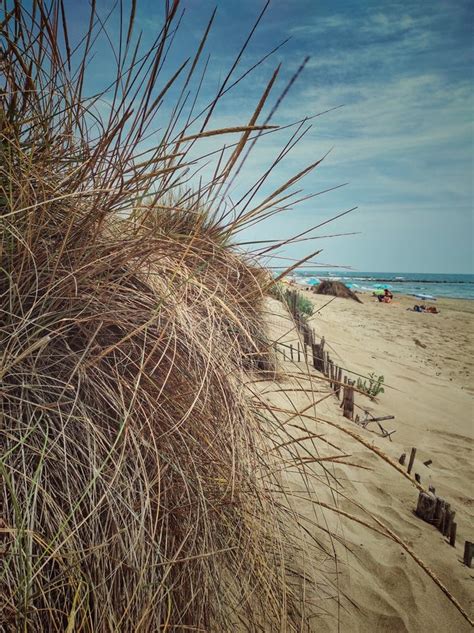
left=307, top=277, right=320, bottom=286
left=374, top=283, right=393, bottom=290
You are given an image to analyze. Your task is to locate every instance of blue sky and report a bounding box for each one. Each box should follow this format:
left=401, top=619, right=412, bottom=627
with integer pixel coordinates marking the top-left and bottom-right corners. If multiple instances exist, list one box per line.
left=69, top=0, right=473, bottom=273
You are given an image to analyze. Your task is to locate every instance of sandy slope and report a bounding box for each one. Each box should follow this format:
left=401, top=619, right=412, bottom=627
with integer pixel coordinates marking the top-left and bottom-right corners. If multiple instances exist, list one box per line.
left=260, top=292, right=473, bottom=631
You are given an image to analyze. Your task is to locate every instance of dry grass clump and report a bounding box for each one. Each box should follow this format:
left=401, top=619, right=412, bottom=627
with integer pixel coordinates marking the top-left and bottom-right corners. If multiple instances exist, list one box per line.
left=314, top=280, right=362, bottom=303
left=1, top=2, right=322, bottom=631
left=0, top=210, right=288, bottom=630
left=132, top=202, right=275, bottom=371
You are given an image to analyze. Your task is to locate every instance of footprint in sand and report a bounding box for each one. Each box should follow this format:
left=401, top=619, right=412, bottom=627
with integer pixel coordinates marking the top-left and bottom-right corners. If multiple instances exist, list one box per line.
left=413, top=338, right=427, bottom=348
left=432, top=430, right=473, bottom=444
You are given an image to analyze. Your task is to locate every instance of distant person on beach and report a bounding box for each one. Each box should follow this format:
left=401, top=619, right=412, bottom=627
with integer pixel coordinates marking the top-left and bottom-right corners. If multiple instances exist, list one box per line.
left=413, top=304, right=439, bottom=314
left=377, top=288, right=393, bottom=303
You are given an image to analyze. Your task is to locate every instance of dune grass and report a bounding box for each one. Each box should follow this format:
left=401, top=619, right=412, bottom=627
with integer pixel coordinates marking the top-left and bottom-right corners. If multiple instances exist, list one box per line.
left=0, top=2, right=327, bottom=630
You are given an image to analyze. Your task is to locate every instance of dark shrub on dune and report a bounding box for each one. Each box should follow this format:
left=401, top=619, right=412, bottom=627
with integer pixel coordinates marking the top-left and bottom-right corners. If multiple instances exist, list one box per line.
left=314, top=280, right=362, bottom=303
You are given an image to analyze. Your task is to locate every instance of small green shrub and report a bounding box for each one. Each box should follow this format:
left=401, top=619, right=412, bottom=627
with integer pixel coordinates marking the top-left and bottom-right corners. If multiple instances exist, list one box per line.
left=294, top=293, right=314, bottom=317
left=357, top=372, right=385, bottom=398
left=270, top=284, right=314, bottom=318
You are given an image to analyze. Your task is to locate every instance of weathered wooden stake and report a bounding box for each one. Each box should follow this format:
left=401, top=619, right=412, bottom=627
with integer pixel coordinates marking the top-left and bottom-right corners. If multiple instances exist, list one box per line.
left=449, top=522, right=457, bottom=547
left=415, top=473, right=421, bottom=483
left=297, top=341, right=301, bottom=362
left=342, top=385, right=348, bottom=418
left=463, top=541, right=473, bottom=568
left=318, top=338, right=326, bottom=372
left=441, top=503, right=451, bottom=534
left=407, top=447, right=417, bottom=475
left=343, top=382, right=354, bottom=420
left=441, top=504, right=451, bottom=536
left=415, top=491, right=436, bottom=522
left=433, top=497, right=446, bottom=529
left=336, top=367, right=342, bottom=399
left=302, top=325, right=307, bottom=345
left=290, top=344, right=294, bottom=361
left=444, top=510, right=455, bottom=539
left=423, top=459, right=433, bottom=467
left=399, top=453, right=406, bottom=466
left=438, top=507, right=446, bottom=533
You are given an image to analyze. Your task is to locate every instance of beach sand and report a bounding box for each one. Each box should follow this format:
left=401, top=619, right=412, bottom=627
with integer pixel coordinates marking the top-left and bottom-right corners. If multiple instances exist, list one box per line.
left=260, top=291, right=473, bottom=631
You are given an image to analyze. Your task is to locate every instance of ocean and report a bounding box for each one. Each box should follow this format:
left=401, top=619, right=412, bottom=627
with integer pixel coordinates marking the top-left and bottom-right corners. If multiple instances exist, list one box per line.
left=289, top=271, right=474, bottom=300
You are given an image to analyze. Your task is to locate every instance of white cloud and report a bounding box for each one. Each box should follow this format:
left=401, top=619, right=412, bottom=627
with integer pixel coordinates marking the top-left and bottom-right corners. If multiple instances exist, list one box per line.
left=289, top=8, right=441, bottom=40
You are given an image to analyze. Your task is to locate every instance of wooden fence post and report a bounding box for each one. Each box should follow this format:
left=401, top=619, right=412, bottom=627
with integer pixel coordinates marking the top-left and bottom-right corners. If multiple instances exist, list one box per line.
left=318, top=337, right=325, bottom=372
left=441, top=503, right=451, bottom=535
left=336, top=367, right=342, bottom=399
left=407, top=447, right=417, bottom=475
left=463, top=541, right=473, bottom=568
left=349, top=381, right=354, bottom=419
left=433, top=497, right=446, bottom=529
left=449, top=522, right=457, bottom=547
left=444, top=510, right=455, bottom=538
left=415, top=491, right=437, bottom=522
left=343, top=381, right=354, bottom=420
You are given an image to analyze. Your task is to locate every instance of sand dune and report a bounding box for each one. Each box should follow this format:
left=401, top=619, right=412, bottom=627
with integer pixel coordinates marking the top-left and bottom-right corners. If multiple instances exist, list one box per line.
left=261, top=292, right=473, bottom=631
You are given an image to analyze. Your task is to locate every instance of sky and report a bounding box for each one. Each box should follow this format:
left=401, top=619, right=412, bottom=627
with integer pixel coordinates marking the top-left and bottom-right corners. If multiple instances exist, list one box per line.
left=65, top=0, right=473, bottom=274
